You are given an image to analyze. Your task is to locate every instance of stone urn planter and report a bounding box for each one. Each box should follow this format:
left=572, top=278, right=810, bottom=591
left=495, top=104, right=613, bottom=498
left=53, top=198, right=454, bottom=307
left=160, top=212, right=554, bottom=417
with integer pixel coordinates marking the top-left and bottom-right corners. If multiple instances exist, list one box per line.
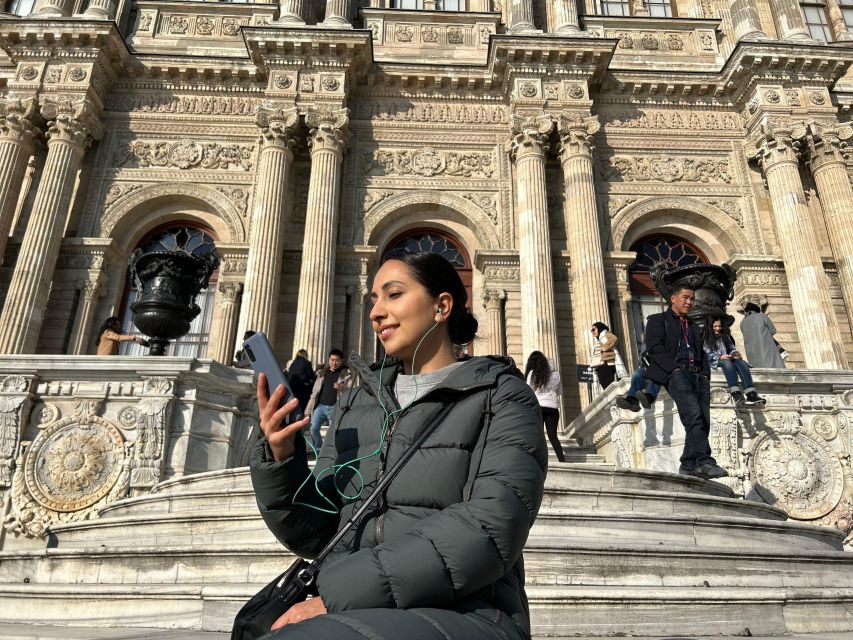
left=128, top=228, right=220, bottom=356
left=649, top=261, right=737, bottom=326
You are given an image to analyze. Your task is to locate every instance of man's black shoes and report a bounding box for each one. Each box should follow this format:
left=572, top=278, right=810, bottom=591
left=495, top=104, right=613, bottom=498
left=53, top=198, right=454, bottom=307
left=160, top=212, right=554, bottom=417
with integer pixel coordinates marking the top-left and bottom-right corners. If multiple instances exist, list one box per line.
left=616, top=395, right=641, bottom=412
left=637, top=391, right=654, bottom=409
left=678, top=463, right=729, bottom=480
left=731, top=391, right=746, bottom=407
left=746, top=391, right=766, bottom=406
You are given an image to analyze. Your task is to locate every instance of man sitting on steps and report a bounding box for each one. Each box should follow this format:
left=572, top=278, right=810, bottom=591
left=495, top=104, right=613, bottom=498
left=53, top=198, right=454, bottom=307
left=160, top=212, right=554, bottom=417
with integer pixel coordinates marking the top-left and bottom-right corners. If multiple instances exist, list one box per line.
left=643, top=285, right=728, bottom=481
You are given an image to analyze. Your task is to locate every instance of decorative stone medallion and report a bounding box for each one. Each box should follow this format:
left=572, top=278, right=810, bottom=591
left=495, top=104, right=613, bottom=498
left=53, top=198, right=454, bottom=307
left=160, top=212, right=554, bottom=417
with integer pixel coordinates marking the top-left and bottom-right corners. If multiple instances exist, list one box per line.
left=519, top=82, right=537, bottom=98
left=19, top=67, right=39, bottom=81
left=68, top=68, right=88, bottom=82
left=24, top=417, right=126, bottom=513
left=749, top=431, right=844, bottom=520
left=811, top=415, right=838, bottom=441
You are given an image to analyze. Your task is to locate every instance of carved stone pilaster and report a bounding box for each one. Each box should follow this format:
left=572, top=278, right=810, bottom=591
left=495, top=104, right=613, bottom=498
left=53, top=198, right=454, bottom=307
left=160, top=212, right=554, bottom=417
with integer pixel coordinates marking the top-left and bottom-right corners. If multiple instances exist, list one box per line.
left=68, top=274, right=107, bottom=355
left=0, top=375, right=32, bottom=489
left=482, top=289, right=507, bottom=356
left=130, top=377, right=175, bottom=495
left=825, top=0, right=853, bottom=41
left=210, top=282, right=243, bottom=365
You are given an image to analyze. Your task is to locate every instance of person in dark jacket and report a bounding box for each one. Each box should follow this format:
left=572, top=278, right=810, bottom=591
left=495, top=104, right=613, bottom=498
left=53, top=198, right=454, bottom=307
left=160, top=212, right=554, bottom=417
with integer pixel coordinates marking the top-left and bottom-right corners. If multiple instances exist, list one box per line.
left=644, top=286, right=727, bottom=480
left=250, top=251, right=548, bottom=639
left=287, top=349, right=316, bottom=420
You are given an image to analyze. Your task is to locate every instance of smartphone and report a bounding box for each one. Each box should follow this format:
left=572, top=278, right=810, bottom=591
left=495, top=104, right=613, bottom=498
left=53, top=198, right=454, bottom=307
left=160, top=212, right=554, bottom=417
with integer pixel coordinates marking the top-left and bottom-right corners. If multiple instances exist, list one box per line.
left=242, top=332, right=297, bottom=424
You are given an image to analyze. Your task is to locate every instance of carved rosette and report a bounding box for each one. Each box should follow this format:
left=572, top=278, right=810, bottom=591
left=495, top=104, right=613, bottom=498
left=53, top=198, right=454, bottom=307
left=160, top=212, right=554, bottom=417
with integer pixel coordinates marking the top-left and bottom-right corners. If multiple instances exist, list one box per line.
left=557, top=112, right=600, bottom=161
left=0, top=97, right=40, bottom=147
left=4, top=401, right=130, bottom=539
left=0, top=375, right=32, bottom=488
left=749, top=430, right=844, bottom=520
left=256, top=104, right=300, bottom=154
left=507, top=114, right=553, bottom=161
left=306, top=107, right=350, bottom=156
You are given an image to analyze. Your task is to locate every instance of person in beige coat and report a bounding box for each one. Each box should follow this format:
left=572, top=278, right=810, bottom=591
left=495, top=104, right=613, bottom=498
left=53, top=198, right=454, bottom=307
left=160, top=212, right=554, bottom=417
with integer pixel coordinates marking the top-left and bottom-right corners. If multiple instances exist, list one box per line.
left=591, top=321, right=619, bottom=389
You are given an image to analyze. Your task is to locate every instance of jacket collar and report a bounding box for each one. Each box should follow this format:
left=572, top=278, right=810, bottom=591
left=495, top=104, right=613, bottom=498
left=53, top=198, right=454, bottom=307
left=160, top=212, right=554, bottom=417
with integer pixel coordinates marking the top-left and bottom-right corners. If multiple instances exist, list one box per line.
left=347, top=351, right=521, bottom=403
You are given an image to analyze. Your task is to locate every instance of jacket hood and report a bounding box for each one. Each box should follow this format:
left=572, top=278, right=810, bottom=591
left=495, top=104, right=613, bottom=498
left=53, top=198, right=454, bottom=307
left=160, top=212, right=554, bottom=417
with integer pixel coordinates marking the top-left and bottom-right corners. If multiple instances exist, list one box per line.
left=347, top=351, right=522, bottom=401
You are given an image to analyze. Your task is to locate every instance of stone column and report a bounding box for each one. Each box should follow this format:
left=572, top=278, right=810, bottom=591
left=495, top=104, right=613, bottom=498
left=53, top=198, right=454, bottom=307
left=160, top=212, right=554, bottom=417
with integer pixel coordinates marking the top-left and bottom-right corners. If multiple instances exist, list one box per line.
left=322, top=0, right=351, bottom=26
left=806, top=122, right=853, bottom=336
left=0, top=98, right=97, bottom=355
left=237, top=106, right=298, bottom=344
left=730, top=0, right=767, bottom=39
left=769, top=0, right=812, bottom=40
left=752, top=123, right=847, bottom=368
left=276, top=0, right=307, bottom=23
left=209, top=282, right=242, bottom=365
left=68, top=276, right=105, bottom=355
left=508, top=114, right=560, bottom=366
left=293, top=107, right=349, bottom=365
left=482, top=289, right=507, bottom=356
left=557, top=112, right=611, bottom=365
left=0, top=97, right=38, bottom=267
left=81, top=0, right=116, bottom=19
left=508, top=0, right=536, bottom=33
left=826, top=0, right=853, bottom=41
left=548, top=0, right=580, bottom=33
left=32, top=0, right=74, bottom=16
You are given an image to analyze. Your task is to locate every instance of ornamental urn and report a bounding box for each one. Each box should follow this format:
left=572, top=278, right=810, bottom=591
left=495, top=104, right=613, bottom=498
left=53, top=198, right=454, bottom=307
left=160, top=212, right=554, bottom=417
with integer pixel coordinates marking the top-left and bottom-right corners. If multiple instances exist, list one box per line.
left=650, top=261, right=737, bottom=326
left=128, top=228, right=220, bottom=356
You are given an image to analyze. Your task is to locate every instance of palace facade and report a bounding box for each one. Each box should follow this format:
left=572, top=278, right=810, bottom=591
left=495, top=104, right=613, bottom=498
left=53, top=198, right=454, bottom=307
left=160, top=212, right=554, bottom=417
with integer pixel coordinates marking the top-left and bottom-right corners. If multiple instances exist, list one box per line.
left=0, top=0, right=852, bottom=419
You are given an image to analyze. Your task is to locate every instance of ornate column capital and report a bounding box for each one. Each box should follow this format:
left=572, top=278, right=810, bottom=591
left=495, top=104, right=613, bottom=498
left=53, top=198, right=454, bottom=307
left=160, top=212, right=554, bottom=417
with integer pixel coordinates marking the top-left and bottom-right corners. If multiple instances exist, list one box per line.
left=256, top=104, right=300, bottom=152
left=507, top=114, right=553, bottom=161
left=557, top=112, right=600, bottom=162
left=217, top=281, right=243, bottom=303
left=78, top=276, right=106, bottom=301
left=747, top=121, right=806, bottom=172
left=40, top=96, right=101, bottom=148
left=306, top=106, right=350, bottom=156
left=482, top=288, right=506, bottom=310
left=805, top=121, right=853, bottom=172
left=0, top=97, right=40, bottom=146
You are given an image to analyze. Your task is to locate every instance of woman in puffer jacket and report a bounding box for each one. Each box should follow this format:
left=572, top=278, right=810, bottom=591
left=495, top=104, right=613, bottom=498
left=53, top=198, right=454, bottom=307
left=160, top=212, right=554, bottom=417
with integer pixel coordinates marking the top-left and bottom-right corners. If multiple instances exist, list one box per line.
left=250, top=251, right=548, bottom=640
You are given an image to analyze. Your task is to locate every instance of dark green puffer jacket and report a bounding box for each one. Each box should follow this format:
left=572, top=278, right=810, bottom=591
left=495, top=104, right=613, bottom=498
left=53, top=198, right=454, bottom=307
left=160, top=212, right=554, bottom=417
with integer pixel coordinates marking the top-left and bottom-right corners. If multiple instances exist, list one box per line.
left=250, top=354, right=548, bottom=637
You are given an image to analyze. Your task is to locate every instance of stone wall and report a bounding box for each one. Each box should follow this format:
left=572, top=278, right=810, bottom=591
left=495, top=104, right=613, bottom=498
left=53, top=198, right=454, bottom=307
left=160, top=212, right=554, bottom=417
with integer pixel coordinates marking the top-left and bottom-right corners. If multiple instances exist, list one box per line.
left=569, top=369, right=853, bottom=546
left=0, top=356, right=256, bottom=551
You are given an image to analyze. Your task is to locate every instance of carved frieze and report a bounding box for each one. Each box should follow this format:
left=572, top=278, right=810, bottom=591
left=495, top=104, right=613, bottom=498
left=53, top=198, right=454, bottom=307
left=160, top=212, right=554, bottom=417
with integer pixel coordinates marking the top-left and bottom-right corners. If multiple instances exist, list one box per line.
left=367, top=147, right=495, bottom=178
left=352, top=102, right=507, bottom=124
left=602, top=154, right=732, bottom=183
left=601, top=109, right=743, bottom=131
left=105, top=94, right=260, bottom=116
left=115, top=140, right=255, bottom=171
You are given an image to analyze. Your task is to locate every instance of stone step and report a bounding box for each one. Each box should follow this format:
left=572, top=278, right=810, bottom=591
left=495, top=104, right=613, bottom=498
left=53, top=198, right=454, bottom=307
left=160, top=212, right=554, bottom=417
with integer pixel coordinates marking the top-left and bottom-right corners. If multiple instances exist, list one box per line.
left=150, top=464, right=735, bottom=498
left=3, top=540, right=852, bottom=590
left=1, top=582, right=851, bottom=636
left=98, top=480, right=780, bottom=523
left=529, top=510, right=845, bottom=552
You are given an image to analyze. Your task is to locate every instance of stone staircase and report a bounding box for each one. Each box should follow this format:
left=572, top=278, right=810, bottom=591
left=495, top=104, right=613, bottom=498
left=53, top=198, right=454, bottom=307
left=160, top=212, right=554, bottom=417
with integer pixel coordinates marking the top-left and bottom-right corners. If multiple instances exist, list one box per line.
left=1, top=456, right=852, bottom=637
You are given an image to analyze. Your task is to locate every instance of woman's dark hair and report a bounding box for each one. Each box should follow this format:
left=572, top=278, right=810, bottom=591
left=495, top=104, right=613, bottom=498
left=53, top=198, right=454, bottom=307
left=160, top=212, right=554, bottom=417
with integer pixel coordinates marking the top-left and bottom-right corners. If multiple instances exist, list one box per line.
left=743, top=302, right=761, bottom=314
left=703, top=316, right=729, bottom=350
left=382, top=250, right=478, bottom=345
left=525, top=351, right=551, bottom=390
left=95, top=316, right=121, bottom=344
left=592, top=322, right=610, bottom=333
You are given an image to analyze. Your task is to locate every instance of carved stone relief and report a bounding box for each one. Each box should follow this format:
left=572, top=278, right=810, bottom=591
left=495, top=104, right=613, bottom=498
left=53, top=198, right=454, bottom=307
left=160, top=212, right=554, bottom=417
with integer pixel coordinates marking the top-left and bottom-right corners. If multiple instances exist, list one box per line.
left=115, top=140, right=255, bottom=171
left=602, top=155, right=732, bottom=183
left=367, top=147, right=495, bottom=178
left=0, top=375, right=31, bottom=488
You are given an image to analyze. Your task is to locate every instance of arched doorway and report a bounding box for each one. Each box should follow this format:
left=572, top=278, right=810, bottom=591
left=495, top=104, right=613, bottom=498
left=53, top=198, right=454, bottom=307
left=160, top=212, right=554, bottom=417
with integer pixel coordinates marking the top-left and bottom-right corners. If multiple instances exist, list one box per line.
left=118, top=225, right=219, bottom=358
left=378, top=229, right=474, bottom=356
left=629, top=235, right=707, bottom=354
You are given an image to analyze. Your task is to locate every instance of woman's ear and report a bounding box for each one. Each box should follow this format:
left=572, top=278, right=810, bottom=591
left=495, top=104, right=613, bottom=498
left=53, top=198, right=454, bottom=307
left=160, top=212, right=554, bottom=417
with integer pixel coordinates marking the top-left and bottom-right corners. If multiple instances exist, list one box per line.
left=436, top=292, right=453, bottom=320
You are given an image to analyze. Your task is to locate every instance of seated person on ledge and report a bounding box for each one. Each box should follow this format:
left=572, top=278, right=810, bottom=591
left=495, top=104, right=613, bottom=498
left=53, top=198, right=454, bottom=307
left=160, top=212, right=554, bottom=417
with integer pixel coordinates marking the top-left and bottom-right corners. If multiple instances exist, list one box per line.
left=703, top=317, right=765, bottom=408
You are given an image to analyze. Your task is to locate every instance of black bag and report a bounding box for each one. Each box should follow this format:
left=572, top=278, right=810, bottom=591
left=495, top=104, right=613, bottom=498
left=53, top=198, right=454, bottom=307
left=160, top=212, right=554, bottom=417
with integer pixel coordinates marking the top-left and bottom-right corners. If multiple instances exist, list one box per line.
left=232, top=397, right=473, bottom=640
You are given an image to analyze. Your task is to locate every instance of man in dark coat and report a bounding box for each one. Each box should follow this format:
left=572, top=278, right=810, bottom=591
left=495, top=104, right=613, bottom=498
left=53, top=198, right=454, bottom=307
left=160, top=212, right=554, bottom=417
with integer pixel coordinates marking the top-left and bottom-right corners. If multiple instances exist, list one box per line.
left=287, top=349, right=316, bottom=419
left=644, top=286, right=728, bottom=480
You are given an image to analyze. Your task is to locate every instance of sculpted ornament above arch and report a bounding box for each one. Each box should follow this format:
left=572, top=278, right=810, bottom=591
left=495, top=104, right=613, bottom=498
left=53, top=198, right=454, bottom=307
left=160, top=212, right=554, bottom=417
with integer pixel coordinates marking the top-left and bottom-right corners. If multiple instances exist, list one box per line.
left=98, top=182, right=247, bottom=244
left=611, top=196, right=753, bottom=261
left=363, top=190, right=501, bottom=252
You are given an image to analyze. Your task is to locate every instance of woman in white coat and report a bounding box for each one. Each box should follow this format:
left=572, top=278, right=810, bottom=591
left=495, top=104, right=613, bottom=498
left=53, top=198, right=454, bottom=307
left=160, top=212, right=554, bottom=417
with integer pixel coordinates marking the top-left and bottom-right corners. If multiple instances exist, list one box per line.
left=525, top=351, right=565, bottom=462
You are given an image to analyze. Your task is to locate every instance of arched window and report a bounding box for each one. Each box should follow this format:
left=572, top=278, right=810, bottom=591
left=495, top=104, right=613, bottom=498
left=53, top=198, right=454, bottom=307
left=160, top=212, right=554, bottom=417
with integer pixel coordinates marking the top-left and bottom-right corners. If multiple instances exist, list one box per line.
left=118, top=225, right=219, bottom=358
left=628, top=235, right=706, bottom=353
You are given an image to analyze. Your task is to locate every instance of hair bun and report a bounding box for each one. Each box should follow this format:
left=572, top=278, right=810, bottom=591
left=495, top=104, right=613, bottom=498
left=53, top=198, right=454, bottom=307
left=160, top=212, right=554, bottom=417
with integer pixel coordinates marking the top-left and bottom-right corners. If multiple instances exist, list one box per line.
left=450, top=311, right=478, bottom=345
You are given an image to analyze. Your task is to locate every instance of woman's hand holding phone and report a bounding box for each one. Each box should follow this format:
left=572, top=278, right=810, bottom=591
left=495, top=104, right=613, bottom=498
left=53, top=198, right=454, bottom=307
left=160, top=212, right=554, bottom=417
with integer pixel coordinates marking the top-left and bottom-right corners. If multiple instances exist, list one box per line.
left=257, top=373, right=310, bottom=461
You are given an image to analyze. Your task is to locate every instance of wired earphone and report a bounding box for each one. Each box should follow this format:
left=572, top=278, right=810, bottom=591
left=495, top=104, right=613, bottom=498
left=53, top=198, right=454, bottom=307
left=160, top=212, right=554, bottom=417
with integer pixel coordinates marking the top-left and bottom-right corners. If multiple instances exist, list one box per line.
left=292, top=304, right=448, bottom=514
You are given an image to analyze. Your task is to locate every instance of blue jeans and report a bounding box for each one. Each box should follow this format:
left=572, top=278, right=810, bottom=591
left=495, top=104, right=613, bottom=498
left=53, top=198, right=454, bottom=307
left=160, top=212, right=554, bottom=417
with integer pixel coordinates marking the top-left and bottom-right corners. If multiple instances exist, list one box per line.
left=627, top=368, right=660, bottom=401
left=666, top=371, right=715, bottom=471
left=309, top=403, right=335, bottom=450
left=718, top=358, right=754, bottom=391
